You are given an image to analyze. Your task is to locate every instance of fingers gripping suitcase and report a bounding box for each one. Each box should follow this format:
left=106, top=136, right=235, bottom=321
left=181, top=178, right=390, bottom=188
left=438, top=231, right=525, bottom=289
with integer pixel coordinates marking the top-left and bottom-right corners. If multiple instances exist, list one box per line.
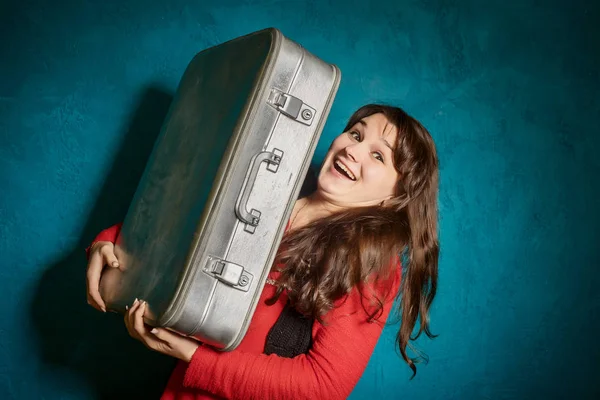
left=99, top=28, right=341, bottom=350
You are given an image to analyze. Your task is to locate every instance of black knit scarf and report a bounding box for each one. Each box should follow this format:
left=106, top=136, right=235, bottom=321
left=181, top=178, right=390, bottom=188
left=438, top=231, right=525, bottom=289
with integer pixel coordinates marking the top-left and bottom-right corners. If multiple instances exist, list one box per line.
left=263, top=169, right=317, bottom=357
left=263, top=301, right=314, bottom=358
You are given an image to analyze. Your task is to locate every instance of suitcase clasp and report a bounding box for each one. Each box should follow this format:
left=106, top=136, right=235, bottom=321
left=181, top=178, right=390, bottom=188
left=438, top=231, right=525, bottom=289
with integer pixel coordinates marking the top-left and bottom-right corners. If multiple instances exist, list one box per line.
left=268, top=89, right=315, bottom=126
left=205, top=257, right=253, bottom=292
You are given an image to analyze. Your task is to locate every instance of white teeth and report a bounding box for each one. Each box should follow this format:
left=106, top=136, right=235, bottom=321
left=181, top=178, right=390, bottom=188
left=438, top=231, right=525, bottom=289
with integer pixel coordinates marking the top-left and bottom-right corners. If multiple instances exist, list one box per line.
left=335, top=160, right=356, bottom=180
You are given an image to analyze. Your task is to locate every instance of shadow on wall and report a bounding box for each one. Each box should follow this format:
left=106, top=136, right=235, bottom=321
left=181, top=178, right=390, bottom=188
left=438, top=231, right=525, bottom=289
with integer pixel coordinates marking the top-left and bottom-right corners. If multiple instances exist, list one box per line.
left=29, top=86, right=178, bottom=399
left=27, top=84, right=320, bottom=398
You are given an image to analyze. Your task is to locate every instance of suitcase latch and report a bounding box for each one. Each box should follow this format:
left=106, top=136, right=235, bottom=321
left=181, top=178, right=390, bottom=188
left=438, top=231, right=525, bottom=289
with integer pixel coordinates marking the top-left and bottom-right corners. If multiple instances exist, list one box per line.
left=205, top=257, right=253, bottom=292
left=268, top=89, right=315, bottom=126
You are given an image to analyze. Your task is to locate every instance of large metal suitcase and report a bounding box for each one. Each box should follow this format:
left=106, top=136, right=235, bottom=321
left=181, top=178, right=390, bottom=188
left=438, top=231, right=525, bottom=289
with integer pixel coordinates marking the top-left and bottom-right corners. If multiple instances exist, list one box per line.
left=99, top=28, right=341, bottom=350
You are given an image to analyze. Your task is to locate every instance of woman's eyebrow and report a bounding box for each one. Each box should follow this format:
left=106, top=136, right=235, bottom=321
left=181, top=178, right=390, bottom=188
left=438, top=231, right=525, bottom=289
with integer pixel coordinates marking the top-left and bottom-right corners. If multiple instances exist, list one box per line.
left=381, top=121, right=394, bottom=150
left=381, top=137, right=394, bottom=151
left=359, top=119, right=394, bottom=150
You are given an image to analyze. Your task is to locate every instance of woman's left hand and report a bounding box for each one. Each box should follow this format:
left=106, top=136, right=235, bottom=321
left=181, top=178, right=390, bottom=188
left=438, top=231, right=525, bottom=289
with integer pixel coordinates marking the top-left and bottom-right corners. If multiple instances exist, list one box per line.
left=124, top=298, right=200, bottom=363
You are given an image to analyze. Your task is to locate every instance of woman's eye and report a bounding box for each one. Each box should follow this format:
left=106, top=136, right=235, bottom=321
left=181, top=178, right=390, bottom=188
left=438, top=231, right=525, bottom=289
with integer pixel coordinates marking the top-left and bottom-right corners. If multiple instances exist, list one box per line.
left=349, top=131, right=360, bottom=140
left=373, top=152, right=384, bottom=162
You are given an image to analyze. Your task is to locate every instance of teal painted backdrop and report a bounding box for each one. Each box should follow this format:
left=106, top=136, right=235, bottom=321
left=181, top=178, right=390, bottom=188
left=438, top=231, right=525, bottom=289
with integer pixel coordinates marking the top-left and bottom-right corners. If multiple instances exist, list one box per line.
left=1, top=0, right=598, bottom=398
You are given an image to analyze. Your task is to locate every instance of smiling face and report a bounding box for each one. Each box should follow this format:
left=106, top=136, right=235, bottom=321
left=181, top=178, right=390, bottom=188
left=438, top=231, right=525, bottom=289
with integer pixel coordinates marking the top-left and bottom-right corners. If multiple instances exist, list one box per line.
left=316, top=113, right=400, bottom=208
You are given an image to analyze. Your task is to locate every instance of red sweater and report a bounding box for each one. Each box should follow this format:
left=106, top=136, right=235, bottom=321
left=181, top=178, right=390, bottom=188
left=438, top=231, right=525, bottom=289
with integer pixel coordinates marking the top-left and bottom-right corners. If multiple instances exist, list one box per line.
left=88, top=223, right=401, bottom=400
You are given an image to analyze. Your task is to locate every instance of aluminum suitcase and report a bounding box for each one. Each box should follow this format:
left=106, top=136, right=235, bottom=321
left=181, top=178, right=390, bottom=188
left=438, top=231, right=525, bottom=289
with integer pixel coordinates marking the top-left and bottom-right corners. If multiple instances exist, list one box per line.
left=99, top=27, right=341, bottom=351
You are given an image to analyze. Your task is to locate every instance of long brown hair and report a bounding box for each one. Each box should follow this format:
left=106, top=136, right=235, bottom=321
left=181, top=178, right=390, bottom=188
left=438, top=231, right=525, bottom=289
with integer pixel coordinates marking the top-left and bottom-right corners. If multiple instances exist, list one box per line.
left=267, top=104, right=440, bottom=377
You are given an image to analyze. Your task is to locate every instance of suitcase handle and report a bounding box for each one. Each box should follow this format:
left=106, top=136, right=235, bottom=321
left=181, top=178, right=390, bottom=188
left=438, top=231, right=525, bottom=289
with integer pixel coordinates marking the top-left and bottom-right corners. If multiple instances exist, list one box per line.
left=235, top=148, right=284, bottom=233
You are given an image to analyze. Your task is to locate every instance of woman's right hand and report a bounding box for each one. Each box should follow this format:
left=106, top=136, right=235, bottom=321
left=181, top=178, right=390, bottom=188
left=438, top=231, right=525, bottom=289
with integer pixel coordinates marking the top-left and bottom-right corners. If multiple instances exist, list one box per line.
left=86, top=241, right=120, bottom=312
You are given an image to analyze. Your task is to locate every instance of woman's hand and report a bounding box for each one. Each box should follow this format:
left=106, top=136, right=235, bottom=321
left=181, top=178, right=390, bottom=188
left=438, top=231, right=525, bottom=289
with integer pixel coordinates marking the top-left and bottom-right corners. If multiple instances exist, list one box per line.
left=86, top=241, right=120, bottom=312
left=124, top=298, right=200, bottom=363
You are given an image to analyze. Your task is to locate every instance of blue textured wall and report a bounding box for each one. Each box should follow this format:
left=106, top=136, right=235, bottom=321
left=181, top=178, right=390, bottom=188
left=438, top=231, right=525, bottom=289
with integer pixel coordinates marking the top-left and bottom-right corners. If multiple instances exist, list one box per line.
left=1, top=0, right=599, bottom=398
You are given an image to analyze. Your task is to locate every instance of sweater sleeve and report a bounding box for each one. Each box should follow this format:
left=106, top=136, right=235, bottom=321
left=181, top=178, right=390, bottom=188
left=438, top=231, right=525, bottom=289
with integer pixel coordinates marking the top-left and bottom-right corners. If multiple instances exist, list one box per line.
left=182, top=265, right=401, bottom=400
left=85, top=223, right=123, bottom=260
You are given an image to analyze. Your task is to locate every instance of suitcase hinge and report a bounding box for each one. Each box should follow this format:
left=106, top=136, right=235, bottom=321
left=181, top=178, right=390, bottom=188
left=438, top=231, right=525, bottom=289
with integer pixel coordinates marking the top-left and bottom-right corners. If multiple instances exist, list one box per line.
left=268, top=89, right=315, bottom=126
left=204, top=257, right=253, bottom=292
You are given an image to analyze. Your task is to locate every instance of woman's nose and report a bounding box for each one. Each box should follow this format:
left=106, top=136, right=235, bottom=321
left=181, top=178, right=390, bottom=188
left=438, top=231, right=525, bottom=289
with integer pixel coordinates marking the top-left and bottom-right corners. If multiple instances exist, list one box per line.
left=344, top=145, right=357, bottom=162
left=344, top=141, right=370, bottom=163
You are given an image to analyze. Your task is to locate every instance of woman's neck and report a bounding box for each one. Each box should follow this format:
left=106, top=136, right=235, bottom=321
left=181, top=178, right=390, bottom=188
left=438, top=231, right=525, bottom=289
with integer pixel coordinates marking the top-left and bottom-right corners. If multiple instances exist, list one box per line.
left=289, top=193, right=346, bottom=230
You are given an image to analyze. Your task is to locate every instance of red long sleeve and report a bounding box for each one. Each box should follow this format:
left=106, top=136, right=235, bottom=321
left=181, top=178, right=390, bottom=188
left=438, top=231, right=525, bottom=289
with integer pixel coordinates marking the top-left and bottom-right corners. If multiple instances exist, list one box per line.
left=181, top=267, right=401, bottom=400
left=85, top=223, right=123, bottom=259
left=86, top=224, right=402, bottom=399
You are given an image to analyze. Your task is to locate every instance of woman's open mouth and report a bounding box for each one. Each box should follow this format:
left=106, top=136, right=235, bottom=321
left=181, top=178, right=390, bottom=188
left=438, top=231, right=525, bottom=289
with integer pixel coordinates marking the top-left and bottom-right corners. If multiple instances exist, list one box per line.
left=332, top=159, right=356, bottom=181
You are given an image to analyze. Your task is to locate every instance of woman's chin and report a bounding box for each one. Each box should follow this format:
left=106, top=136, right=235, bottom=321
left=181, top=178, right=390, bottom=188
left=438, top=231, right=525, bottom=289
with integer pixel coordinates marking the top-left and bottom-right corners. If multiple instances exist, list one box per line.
left=313, top=183, right=351, bottom=203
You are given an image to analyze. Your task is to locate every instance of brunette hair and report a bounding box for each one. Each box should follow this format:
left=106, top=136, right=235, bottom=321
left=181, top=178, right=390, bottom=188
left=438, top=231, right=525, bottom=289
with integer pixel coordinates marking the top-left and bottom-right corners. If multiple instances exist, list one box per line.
left=267, top=104, right=439, bottom=377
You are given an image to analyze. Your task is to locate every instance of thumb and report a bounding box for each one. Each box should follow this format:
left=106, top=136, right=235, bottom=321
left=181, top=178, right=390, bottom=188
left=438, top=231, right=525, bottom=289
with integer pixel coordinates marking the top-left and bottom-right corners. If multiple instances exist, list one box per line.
left=102, top=246, right=120, bottom=268
left=150, top=327, right=175, bottom=341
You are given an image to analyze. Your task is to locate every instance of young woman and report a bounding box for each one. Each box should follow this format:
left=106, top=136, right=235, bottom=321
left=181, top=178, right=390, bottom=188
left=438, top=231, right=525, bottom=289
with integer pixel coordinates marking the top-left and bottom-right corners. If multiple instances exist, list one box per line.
left=85, top=104, right=440, bottom=400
